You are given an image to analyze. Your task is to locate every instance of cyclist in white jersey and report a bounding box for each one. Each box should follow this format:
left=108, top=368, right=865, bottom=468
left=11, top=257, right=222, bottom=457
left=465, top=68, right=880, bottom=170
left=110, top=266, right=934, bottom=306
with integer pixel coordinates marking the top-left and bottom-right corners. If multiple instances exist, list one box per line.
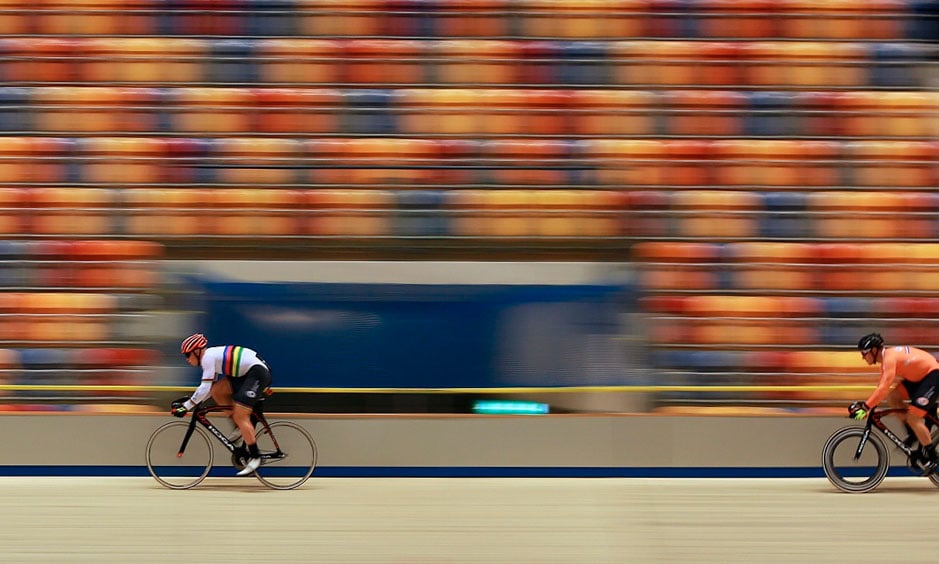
left=172, top=333, right=273, bottom=476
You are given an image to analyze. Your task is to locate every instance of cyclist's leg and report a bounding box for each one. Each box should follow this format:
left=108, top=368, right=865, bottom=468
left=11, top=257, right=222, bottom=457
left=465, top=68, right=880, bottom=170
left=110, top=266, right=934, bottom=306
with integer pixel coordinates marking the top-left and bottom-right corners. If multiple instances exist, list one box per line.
left=231, top=365, right=271, bottom=450
left=907, top=371, right=939, bottom=472
left=889, top=385, right=917, bottom=446
left=210, top=379, right=234, bottom=415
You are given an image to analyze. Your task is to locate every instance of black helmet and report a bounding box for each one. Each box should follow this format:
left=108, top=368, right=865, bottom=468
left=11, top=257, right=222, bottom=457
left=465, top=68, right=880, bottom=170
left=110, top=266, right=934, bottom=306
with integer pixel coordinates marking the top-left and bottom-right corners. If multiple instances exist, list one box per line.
left=858, top=333, right=884, bottom=352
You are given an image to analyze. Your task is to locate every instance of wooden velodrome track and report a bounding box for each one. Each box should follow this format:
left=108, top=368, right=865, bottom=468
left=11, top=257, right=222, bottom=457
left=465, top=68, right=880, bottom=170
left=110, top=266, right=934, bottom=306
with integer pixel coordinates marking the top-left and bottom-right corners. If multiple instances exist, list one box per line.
left=1, top=477, right=937, bottom=563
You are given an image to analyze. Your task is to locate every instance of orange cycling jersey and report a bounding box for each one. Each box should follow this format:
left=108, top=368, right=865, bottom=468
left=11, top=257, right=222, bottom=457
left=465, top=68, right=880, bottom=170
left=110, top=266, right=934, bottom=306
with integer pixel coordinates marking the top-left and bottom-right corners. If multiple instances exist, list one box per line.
left=865, top=345, right=939, bottom=408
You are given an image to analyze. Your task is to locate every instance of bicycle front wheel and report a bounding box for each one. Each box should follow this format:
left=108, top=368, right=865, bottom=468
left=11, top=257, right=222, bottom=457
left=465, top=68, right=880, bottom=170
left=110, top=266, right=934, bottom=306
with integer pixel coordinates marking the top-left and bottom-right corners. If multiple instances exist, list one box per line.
left=253, top=421, right=317, bottom=490
left=822, top=426, right=889, bottom=493
left=146, top=421, right=214, bottom=490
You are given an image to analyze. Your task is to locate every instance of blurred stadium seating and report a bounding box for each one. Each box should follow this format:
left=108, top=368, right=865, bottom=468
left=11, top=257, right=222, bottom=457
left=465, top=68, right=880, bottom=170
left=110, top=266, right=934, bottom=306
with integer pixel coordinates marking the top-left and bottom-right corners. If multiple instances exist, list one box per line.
left=1, top=0, right=938, bottom=410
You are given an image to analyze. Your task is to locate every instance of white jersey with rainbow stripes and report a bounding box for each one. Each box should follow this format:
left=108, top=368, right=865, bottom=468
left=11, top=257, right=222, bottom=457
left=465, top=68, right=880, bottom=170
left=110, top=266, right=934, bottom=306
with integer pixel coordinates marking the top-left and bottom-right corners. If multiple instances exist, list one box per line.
left=182, top=345, right=268, bottom=410
left=200, top=345, right=267, bottom=382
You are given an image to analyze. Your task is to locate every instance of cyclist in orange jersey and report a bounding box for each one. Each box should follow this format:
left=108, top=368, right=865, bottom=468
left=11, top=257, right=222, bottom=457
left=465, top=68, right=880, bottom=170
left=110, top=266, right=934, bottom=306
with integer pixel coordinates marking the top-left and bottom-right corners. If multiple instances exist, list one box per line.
left=849, top=333, right=939, bottom=474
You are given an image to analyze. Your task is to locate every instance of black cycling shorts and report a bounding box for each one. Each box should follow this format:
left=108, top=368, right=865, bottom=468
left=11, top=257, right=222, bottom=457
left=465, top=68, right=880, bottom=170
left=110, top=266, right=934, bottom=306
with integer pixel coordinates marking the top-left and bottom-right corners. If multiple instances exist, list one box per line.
left=903, top=368, right=939, bottom=412
left=229, top=364, right=272, bottom=408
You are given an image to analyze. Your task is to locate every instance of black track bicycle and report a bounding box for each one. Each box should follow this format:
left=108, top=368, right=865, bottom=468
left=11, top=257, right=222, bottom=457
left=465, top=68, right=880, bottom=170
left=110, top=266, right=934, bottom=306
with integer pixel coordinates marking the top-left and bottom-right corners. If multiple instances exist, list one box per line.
left=145, top=398, right=317, bottom=490
left=822, top=406, right=939, bottom=493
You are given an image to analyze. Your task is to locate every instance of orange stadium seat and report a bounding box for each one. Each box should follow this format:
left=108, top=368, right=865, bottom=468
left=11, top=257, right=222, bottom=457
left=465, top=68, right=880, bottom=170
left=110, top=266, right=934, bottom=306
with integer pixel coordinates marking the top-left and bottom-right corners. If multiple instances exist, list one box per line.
left=515, top=40, right=561, bottom=85
left=78, top=137, right=165, bottom=185
left=16, top=292, right=111, bottom=319
left=434, top=0, right=512, bottom=37
left=862, top=0, right=908, bottom=40
left=846, top=140, right=939, bottom=188
left=809, top=242, right=871, bottom=292
left=0, top=0, right=32, bottom=34
left=725, top=241, right=816, bottom=291
left=34, top=87, right=119, bottom=134
left=787, top=41, right=867, bottom=88
left=639, top=267, right=720, bottom=292
left=794, top=92, right=840, bottom=138
left=588, top=139, right=667, bottom=186
left=28, top=187, right=117, bottom=236
left=610, top=41, right=702, bottom=87
left=1, top=38, right=80, bottom=83
left=664, top=90, right=745, bottom=137
left=0, top=187, right=27, bottom=234
left=739, top=42, right=785, bottom=88
left=839, top=91, right=939, bottom=138
left=570, top=90, right=657, bottom=137
left=82, top=38, right=207, bottom=84
left=396, top=88, right=480, bottom=136
left=253, top=88, right=342, bottom=135
left=808, top=191, right=906, bottom=240
left=518, top=0, right=628, bottom=38
left=694, top=41, right=745, bottom=87
left=212, top=188, right=303, bottom=237
left=255, top=39, right=342, bottom=85
left=672, top=190, right=761, bottom=239
left=484, top=139, right=573, bottom=186
left=482, top=189, right=538, bottom=238
left=170, top=87, right=253, bottom=134
left=297, top=0, right=384, bottom=37
left=777, top=0, right=864, bottom=39
left=309, top=138, right=436, bottom=186
left=432, top=40, right=519, bottom=85
left=0, top=137, right=72, bottom=184
left=69, top=239, right=163, bottom=261
left=123, top=188, right=214, bottom=236
left=341, top=39, right=425, bottom=85
left=861, top=242, right=925, bottom=291
left=714, top=139, right=841, bottom=188
left=68, top=240, right=161, bottom=289
left=516, top=90, right=576, bottom=136
left=302, top=189, right=393, bottom=236
left=697, top=0, right=776, bottom=39
left=662, top=140, right=712, bottom=186
left=34, top=0, right=156, bottom=35
left=448, top=189, right=489, bottom=237
left=0, top=138, right=40, bottom=184
left=633, top=241, right=725, bottom=262
left=620, top=190, right=670, bottom=238
left=213, top=137, right=302, bottom=186
left=894, top=192, right=939, bottom=239
left=634, top=242, right=724, bottom=292
left=532, top=189, right=621, bottom=237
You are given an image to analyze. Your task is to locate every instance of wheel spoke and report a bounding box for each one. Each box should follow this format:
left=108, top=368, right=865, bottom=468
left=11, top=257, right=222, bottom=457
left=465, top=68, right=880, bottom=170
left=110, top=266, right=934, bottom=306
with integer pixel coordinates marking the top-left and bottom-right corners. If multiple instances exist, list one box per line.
left=822, top=427, right=889, bottom=493
left=146, top=421, right=214, bottom=490
left=252, top=421, right=317, bottom=490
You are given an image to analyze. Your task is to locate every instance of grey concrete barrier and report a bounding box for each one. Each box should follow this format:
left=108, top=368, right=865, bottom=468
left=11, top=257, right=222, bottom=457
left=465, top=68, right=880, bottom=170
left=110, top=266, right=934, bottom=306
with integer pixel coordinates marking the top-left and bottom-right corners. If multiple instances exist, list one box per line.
left=0, top=413, right=866, bottom=477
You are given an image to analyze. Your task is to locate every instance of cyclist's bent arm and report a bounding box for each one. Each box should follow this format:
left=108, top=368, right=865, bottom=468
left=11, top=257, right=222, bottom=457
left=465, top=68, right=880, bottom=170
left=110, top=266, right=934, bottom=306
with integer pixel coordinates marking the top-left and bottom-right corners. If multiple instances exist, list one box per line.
left=183, top=378, right=215, bottom=410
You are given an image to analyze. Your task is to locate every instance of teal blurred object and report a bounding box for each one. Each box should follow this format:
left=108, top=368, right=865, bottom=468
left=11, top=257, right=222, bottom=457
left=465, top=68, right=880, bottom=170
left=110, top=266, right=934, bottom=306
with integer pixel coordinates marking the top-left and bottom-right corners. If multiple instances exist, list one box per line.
left=472, top=400, right=549, bottom=415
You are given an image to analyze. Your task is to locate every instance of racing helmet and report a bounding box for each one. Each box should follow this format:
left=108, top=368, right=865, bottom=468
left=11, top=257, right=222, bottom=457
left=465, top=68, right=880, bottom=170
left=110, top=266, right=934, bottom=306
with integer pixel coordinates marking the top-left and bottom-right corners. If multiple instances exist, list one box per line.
left=857, top=333, right=884, bottom=352
left=181, top=333, right=208, bottom=355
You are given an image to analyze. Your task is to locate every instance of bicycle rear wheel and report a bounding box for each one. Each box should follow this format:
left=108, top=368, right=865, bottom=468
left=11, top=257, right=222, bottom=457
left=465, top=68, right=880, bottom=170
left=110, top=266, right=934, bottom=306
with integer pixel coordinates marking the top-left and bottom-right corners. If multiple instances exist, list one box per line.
left=252, top=421, right=317, bottom=490
left=822, top=426, right=889, bottom=493
left=146, top=421, right=214, bottom=490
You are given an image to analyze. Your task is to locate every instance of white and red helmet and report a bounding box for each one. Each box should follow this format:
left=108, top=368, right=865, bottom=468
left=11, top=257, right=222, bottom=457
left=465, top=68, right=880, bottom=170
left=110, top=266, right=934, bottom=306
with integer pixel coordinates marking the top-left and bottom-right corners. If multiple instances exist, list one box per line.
left=181, top=333, right=208, bottom=355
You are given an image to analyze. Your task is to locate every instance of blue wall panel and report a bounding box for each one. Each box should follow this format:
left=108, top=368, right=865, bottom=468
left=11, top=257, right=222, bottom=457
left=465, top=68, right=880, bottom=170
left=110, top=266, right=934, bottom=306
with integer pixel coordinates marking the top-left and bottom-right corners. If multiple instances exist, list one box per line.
left=197, top=281, right=631, bottom=389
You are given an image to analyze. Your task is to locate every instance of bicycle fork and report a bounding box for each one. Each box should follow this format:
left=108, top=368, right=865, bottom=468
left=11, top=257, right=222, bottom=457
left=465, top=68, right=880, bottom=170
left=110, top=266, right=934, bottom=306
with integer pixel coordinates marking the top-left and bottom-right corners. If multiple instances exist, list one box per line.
left=854, top=425, right=873, bottom=462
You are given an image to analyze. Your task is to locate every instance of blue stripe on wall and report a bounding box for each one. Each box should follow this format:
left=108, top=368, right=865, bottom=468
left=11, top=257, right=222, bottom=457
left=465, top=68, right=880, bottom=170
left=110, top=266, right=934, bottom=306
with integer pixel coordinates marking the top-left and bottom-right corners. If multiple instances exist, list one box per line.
left=0, top=466, right=926, bottom=478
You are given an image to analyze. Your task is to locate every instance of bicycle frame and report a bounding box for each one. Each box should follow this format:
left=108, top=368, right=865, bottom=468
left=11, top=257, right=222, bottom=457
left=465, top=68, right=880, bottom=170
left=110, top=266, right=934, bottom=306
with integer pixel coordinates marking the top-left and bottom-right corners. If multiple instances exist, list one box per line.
left=854, top=407, right=939, bottom=462
left=177, top=403, right=276, bottom=460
